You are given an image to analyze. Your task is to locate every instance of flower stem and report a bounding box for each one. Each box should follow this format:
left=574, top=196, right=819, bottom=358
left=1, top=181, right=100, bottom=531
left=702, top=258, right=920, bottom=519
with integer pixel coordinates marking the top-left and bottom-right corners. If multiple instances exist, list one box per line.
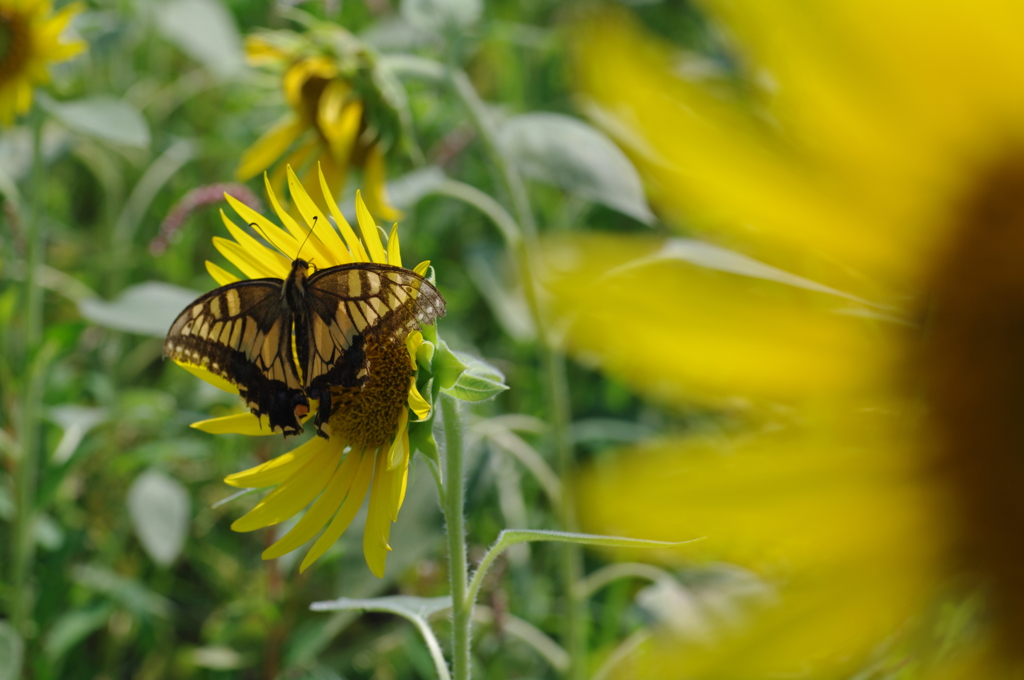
left=11, top=108, right=47, bottom=634
left=448, top=68, right=586, bottom=679
left=441, top=394, right=471, bottom=680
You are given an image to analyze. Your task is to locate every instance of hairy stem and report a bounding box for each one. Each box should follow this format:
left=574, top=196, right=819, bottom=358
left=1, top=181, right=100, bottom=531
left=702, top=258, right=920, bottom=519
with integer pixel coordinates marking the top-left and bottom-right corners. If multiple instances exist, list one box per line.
left=448, top=68, right=585, bottom=679
left=442, top=394, right=471, bottom=679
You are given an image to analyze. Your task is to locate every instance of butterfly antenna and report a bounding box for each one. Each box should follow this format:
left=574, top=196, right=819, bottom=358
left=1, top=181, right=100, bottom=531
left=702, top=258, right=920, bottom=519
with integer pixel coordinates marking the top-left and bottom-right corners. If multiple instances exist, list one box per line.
left=249, top=222, right=291, bottom=260
left=296, top=215, right=318, bottom=262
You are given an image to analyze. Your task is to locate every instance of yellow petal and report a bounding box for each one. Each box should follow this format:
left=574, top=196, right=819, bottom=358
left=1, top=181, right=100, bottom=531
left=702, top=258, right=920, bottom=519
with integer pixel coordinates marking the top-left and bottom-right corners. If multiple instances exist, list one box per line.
left=236, top=116, right=304, bottom=181
left=192, top=406, right=314, bottom=437
left=231, top=439, right=337, bottom=530
left=264, top=172, right=310, bottom=245
left=413, top=260, right=430, bottom=277
left=317, top=153, right=349, bottom=205
left=545, top=234, right=886, bottom=405
left=317, top=162, right=368, bottom=262
left=393, top=430, right=410, bottom=511
left=407, top=381, right=431, bottom=421
left=262, top=442, right=361, bottom=560
left=286, top=165, right=350, bottom=266
left=317, top=91, right=361, bottom=165
left=219, top=209, right=291, bottom=277
left=191, top=412, right=273, bottom=436
left=386, top=408, right=409, bottom=470
left=224, top=193, right=301, bottom=259
left=386, top=223, right=402, bottom=268
left=360, top=145, right=402, bottom=222
left=205, top=260, right=239, bottom=286
left=244, top=35, right=289, bottom=66
left=224, top=434, right=324, bottom=489
left=354, top=190, right=388, bottom=264
left=299, top=447, right=376, bottom=571
left=174, top=360, right=239, bottom=395
left=579, top=434, right=942, bottom=678
left=362, top=453, right=395, bottom=577
left=405, top=330, right=423, bottom=363
left=283, top=57, right=336, bottom=111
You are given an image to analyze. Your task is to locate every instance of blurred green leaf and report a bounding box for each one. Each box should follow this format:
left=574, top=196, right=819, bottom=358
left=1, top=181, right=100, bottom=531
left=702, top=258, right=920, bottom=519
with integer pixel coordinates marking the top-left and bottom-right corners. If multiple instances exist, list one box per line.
left=46, top=405, right=108, bottom=464
left=71, top=566, right=173, bottom=619
left=497, top=112, right=654, bottom=224
left=78, top=281, right=203, bottom=337
left=401, top=0, right=481, bottom=34
left=44, top=603, right=115, bottom=662
left=127, top=469, right=190, bottom=567
left=187, top=645, right=251, bottom=670
left=310, top=596, right=452, bottom=680
left=156, top=0, right=244, bottom=79
left=0, top=622, right=23, bottom=680
left=311, top=594, right=452, bottom=619
left=39, top=94, right=151, bottom=149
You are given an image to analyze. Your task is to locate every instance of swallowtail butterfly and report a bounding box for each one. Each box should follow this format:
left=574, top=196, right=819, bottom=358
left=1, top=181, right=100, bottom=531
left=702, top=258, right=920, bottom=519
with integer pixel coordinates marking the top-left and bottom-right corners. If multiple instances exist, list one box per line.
left=163, top=258, right=445, bottom=437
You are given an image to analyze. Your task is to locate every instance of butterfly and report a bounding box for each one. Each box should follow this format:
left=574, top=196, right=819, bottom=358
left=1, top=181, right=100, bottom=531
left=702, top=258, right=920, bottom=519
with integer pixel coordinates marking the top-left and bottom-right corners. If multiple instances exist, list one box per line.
left=163, top=254, right=446, bottom=438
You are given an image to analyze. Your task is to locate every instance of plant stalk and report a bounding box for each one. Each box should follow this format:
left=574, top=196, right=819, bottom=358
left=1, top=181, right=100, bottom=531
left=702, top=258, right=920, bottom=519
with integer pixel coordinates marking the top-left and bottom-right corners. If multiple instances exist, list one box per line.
left=11, top=108, right=47, bottom=633
left=442, top=394, right=472, bottom=680
left=448, top=68, right=586, bottom=679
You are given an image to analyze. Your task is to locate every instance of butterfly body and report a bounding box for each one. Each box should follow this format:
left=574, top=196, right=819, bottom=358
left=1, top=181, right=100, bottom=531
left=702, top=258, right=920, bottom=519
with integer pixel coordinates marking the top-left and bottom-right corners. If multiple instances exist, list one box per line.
left=164, top=260, right=445, bottom=438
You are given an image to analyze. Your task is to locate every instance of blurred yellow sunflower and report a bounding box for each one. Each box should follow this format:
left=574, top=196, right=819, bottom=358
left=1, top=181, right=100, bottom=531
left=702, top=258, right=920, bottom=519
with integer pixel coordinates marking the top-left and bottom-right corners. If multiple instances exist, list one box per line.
left=0, top=0, right=84, bottom=125
left=551, top=2, right=1024, bottom=677
left=180, top=165, right=433, bottom=576
left=237, top=31, right=401, bottom=222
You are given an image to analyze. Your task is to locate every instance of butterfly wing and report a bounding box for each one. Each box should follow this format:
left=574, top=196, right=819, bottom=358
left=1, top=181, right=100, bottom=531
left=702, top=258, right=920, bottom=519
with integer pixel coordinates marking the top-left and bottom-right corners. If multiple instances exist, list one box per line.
left=163, top=279, right=309, bottom=436
left=299, top=263, right=447, bottom=436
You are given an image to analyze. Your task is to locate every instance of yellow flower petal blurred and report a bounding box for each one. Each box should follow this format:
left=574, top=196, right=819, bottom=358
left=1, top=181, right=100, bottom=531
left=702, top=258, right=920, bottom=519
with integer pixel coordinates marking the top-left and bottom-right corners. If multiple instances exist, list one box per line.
left=562, top=2, right=1024, bottom=676
left=236, top=116, right=305, bottom=182
left=0, top=0, right=85, bottom=125
left=236, top=45, right=403, bottom=221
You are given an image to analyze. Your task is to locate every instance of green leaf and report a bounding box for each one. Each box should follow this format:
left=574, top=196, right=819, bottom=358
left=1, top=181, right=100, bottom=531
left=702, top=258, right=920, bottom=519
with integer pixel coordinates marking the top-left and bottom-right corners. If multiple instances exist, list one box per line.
left=78, top=281, right=203, bottom=338
left=433, top=340, right=468, bottom=390
left=156, top=0, right=244, bottom=79
left=43, top=603, right=115, bottom=662
left=71, top=565, right=173, bottom=619
left=39, top=94, right=150, bottom=149
left=491, top=528, right=698, bottom=552
left=0, top=621, right=23, bottom=680
left=467, top=530, right=703, bottom=607
left=310, top=596, right=452, bottom=680
left=408, top=419, right=439, bottom=463
left=441, top=350, right=508, bottom=402
left=126, top=469, right=190, bottom=567
left=401, top=0, right=482, bottom=34
left=311, top=595, right=452, bottom=619
left=497, top=112, right=653, bottom=224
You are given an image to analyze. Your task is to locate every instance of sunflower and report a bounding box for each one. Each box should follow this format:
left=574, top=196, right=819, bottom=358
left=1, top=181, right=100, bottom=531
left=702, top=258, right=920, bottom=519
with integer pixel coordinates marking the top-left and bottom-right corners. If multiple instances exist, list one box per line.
left=548, top=2, right=1024, bottom=677
left=236, top=30, right=402, bottom=222
left=0, top=0, right=84, bottom=125
left=178, top=165, right=434, bottom=577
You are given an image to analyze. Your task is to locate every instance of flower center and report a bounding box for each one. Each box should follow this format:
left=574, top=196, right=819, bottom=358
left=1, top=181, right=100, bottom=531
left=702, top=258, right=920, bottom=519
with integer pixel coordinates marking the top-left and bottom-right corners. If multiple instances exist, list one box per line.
left=923, top=152, right=1024, bottom=661
left=0, top=10, right=30, bottom=85
left=328, top=335, right=412, bottom=451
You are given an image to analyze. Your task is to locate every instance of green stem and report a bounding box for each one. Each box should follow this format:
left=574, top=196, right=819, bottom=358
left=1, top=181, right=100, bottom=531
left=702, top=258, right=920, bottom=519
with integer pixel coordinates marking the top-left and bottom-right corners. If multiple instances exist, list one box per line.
left=441, top=394, right=471, bottom=680
left=11, top=109, right=47, bottom=633
left=447, top=68, right=586, bottom=679
left=400, top=57, right=587, bottom=677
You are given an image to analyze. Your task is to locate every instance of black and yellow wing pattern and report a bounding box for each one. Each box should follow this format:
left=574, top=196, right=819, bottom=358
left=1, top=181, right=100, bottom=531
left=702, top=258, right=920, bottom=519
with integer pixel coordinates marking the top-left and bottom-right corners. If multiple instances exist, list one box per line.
left=297, top=263, right=447, bottom=433
left=164, top=278, right=309, bottom=435
left=163, top=261, right=446, bottom=438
